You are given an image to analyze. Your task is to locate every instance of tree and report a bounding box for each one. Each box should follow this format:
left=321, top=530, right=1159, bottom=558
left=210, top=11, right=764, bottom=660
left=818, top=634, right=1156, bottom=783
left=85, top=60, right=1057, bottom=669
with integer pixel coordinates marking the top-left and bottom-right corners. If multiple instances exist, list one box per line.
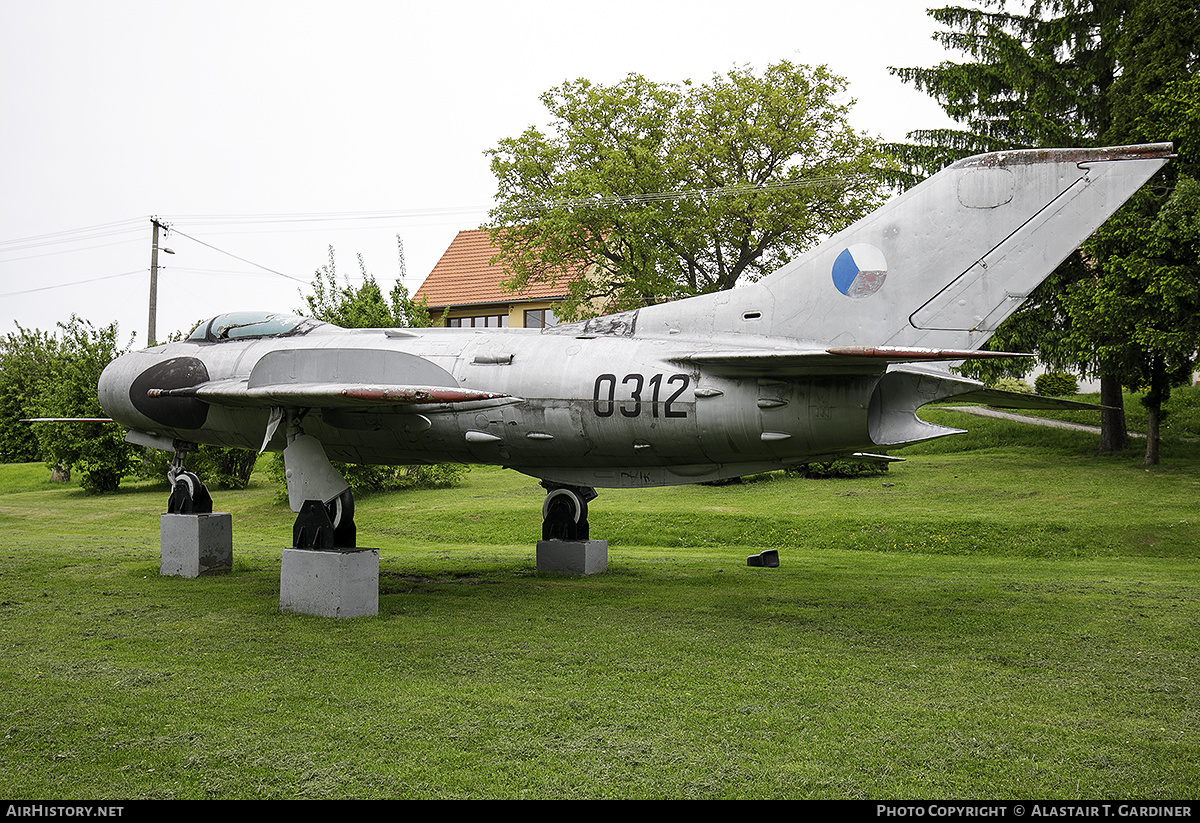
left=1076, top=176, right=1200, bottom=464
left=891, top=0, right=1200, bottom=462
left=0, top=326, right=59, bottom=463
left=292, top=239, right=465, bottom=494
left=486, top=61, right=894, bottom=319
left=31, top=317, right=139, bottom=492
left=889, top=1, right=1131, bottom=177
left=302, top=238, right=431, bottom=329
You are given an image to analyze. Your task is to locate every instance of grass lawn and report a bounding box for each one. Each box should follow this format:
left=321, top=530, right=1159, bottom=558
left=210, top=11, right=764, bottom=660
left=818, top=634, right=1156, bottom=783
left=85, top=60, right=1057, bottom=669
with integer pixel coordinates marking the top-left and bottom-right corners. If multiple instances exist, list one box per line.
left=0, top=410, right=1197, bottom=799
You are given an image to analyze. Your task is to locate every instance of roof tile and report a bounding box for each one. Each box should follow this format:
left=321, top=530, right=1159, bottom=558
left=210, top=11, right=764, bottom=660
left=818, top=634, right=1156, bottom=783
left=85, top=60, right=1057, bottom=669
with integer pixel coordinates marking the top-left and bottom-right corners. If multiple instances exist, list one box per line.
left=414, top=229, right=578, bottom=308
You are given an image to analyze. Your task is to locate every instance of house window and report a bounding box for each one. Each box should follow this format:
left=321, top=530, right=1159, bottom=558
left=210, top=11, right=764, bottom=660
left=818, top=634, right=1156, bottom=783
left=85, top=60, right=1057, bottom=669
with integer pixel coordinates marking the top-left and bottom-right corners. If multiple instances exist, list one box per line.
left=448, top=315, right=509, bottom=328
left=523, top=308, right=558, bottom=328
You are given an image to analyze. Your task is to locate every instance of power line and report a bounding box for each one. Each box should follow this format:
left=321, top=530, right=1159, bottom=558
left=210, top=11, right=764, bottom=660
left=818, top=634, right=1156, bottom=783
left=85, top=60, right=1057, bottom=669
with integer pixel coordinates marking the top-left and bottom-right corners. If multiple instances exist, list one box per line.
left=168, top=228, right=308, bottom=284
left=169, top=267, right=298, bottom=278
left=0, top=234, right=308, bottom=298
left=0, top=173, right=867, bottom=277
left=537, top=175, right=872, bottom=210
left=0, top=219, right=144, bottom=253
left=162, top=177, right=863, bottom=226
left=0, top=238, right=144, bottom=264
left=168, top=204, right=489, bottom=227
left=0, top=270, right=144, bottom=297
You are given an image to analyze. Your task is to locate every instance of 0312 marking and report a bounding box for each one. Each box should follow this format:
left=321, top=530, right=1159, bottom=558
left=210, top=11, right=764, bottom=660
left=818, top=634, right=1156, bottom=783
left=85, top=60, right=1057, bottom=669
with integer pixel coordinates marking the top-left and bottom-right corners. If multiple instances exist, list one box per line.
left=593, top=373, right=690, bottom=418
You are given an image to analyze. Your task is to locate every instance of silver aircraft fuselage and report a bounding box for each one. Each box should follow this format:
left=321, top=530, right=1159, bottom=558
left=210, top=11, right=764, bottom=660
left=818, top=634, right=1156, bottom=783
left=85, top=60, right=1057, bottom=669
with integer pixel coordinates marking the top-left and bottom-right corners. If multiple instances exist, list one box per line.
left=98, top=144, right=1174, bottom=491
left=99, top=321, right=926, bottom=488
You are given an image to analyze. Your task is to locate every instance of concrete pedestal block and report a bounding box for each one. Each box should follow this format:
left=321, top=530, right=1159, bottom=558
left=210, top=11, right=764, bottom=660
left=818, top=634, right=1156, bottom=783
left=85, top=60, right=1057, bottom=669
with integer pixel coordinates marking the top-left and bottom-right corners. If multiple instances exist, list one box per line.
left=536, top=539, right=608, bottom=575
left=280, top=547, right=379, bottom=618
left=160, top=513, right=233, bottom=577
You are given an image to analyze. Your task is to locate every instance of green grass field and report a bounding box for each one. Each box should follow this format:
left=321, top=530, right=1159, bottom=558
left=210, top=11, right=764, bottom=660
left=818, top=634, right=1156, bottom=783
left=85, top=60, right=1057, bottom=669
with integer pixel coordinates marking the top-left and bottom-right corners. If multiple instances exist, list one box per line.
left=0, top=409, right=1197, bottom=799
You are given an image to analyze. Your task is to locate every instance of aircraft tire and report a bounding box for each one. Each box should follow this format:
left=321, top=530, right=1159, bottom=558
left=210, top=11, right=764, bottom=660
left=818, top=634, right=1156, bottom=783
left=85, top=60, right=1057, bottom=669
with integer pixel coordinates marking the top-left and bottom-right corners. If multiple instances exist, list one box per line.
left=542, top=487, right=589, bottom=541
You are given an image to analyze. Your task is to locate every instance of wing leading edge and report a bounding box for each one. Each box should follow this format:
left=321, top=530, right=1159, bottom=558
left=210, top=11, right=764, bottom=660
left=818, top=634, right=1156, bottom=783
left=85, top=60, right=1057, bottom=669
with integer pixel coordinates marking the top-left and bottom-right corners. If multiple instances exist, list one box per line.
left=148, top=381, right=517, bottom=410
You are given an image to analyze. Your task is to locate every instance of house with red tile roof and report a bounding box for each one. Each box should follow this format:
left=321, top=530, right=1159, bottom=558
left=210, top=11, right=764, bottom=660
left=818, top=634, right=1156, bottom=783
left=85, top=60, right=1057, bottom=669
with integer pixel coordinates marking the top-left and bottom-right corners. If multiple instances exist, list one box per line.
left=414, top=229, right=583, bottom=329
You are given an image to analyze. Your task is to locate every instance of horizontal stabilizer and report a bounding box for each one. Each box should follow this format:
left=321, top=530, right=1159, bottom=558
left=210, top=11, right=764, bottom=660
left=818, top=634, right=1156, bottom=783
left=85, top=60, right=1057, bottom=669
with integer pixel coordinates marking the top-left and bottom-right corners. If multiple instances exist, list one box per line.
left=948, top=389, right=1108, bottom=411
left=851, top=452, right=906, bottom=464
left=675, top=346, right=1027, bottom=376
left=828, top=346, right=1028, bottom=360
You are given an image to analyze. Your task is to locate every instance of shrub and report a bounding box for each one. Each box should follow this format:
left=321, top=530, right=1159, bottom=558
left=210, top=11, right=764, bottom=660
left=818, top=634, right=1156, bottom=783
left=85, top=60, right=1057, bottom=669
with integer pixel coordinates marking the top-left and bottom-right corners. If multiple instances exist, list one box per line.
left=989, top=376, right=1032, bottom=394
left=785, top=459, right=890, bottom=479
left=265, top=454, right=468, bottom=501
left=1034, top=372, right=1079, bottom=396
left=28, top=318, right=139, bottom=492
left=337, top=461, right=468, bottom=494
left=140, top=445, right=259, bottom=490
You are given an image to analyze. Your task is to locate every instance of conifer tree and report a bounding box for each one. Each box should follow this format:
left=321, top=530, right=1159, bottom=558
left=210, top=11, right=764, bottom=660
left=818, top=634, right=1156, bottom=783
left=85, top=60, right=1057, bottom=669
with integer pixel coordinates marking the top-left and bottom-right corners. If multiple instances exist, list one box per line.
left=892, top=0, right=1200, bottom=461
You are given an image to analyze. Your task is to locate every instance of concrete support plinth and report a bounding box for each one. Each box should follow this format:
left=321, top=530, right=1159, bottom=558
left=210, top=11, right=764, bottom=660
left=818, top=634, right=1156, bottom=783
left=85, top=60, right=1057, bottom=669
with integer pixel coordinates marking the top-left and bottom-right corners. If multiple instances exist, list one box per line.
left=280, top=547, right=379, bottom=618
left=160, top=513, right=233, bottom=577
left=536, top=539, right=608, bottom=575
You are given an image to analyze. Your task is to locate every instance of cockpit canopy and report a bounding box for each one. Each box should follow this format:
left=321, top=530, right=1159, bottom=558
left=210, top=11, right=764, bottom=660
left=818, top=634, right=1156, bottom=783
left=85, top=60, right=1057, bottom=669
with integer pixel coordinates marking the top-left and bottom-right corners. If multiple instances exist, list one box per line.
left=186, top=312, right=324, bottom=343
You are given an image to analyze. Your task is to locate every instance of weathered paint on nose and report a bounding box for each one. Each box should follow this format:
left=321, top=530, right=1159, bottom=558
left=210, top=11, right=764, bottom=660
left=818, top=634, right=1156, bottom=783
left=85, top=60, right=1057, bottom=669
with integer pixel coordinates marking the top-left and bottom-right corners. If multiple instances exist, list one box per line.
left=98, top=352, right=211, bottom=431
left=128, top=356, right=210, bottom=428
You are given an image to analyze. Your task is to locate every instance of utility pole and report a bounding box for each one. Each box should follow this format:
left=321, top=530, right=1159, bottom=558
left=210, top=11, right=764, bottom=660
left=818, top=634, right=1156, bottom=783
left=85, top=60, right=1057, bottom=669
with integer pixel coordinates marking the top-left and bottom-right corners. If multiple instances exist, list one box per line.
left=148, top=217, right=172, bottom=346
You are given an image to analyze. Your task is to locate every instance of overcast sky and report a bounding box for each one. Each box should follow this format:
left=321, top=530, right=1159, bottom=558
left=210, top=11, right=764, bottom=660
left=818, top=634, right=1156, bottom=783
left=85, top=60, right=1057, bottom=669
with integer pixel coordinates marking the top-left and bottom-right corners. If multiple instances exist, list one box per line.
left=0, top=0, right=960, bottom=344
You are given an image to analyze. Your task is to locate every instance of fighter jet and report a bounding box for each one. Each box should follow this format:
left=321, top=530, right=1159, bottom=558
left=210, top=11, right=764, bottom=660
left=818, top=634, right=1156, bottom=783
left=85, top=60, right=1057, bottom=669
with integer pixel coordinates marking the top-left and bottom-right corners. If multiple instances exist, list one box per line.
left=98, top=144, right=1172, bottom=548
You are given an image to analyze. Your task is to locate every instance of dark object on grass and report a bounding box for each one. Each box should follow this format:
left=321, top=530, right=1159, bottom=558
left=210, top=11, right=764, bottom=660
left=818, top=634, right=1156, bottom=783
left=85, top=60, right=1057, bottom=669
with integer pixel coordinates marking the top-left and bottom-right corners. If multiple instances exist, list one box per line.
left=747, top=549, right=779, bottom=568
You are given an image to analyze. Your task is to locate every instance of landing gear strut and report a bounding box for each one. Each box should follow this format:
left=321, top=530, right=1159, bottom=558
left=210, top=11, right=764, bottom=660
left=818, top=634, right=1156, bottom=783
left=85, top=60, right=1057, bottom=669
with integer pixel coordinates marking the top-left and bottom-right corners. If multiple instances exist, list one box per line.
left=536, top=482, right=606, bottom=575
left=160, top=447, right=230, bottom=578
left=166, top=450, right=212, bottom=514
left=281, top=411, right=357, bottom=550
left=275, top=410, right=376, bottom=618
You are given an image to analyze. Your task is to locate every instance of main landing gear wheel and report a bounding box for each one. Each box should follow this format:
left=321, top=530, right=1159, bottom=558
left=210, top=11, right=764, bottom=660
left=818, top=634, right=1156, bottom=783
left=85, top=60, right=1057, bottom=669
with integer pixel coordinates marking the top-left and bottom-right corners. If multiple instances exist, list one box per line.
left=540, top=482, right=597, bottom=541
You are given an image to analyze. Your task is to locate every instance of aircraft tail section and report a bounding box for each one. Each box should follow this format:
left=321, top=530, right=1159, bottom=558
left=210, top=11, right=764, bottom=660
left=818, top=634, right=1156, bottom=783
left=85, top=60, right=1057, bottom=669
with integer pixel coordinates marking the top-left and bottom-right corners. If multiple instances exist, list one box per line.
left=634, top=144, right=1172, bottom=352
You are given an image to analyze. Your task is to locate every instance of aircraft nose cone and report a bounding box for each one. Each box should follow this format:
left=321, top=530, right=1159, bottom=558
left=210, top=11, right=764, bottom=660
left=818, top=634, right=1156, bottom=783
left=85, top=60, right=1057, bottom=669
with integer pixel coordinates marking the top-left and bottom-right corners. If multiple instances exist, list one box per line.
left=98, top=355, right=134, bottom=425
left=98, top=352, right=211, bottom=431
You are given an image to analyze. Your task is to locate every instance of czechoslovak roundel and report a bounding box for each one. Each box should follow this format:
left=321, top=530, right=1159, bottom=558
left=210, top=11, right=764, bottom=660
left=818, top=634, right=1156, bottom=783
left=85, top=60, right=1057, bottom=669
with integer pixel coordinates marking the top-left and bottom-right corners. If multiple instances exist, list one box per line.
left=831, top=244, right=887, bottom=298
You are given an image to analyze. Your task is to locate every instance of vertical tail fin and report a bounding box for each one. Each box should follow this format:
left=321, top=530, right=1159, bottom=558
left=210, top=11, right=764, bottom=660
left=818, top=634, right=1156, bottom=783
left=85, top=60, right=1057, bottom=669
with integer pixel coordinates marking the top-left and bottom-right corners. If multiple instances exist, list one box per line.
left=772, top=144, right=1172, bottom=350
left=638, top=144, right=1172, bottom=350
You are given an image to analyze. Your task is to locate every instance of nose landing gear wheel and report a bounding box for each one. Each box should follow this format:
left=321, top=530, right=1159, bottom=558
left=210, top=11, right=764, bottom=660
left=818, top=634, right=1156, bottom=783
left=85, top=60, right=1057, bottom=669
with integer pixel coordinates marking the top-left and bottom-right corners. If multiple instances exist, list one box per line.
left=167, top=470, right=213, bottom=514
